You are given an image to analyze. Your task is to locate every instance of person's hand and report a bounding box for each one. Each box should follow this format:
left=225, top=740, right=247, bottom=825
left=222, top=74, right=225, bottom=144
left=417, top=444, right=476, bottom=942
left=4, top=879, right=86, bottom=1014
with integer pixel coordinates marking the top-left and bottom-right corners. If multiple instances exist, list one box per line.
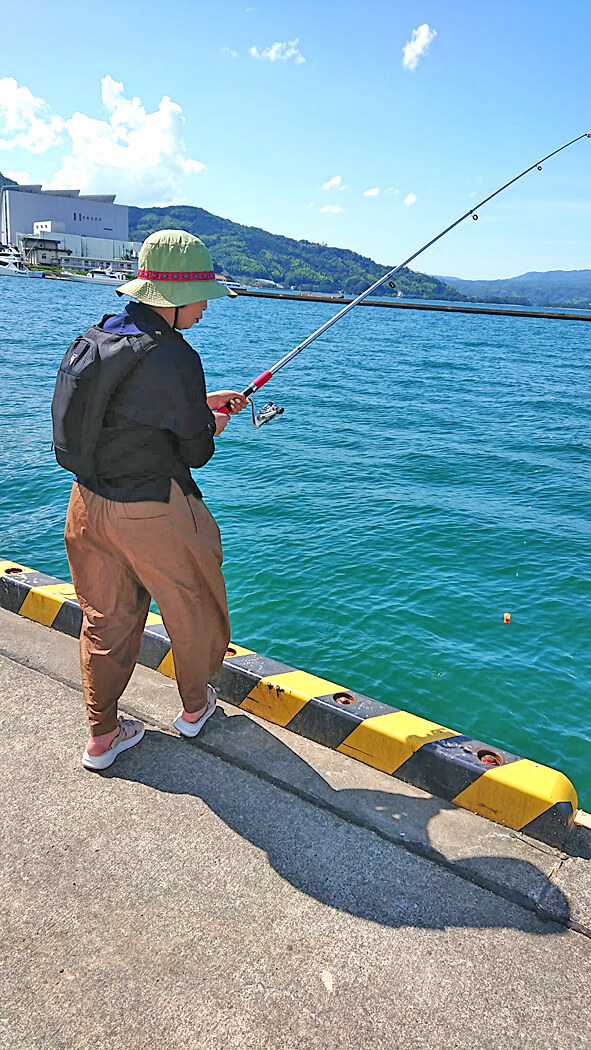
left=207, top=390, right=248, bottom=414
left=213, top=412, right=231, bottom=436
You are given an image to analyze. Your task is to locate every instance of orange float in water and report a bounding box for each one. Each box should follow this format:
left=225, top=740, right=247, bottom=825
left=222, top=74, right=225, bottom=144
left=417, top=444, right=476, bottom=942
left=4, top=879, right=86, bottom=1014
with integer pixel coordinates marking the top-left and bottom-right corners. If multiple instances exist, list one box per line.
left=503, top=612, right=511, bottom=623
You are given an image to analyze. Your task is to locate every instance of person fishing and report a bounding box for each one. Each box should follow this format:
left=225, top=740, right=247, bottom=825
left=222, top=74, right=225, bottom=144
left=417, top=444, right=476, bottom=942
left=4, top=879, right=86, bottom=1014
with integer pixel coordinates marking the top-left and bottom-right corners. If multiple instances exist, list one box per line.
left=52, top=229, right=247, bottom=770
left=51, top=134, right=587, bottom=774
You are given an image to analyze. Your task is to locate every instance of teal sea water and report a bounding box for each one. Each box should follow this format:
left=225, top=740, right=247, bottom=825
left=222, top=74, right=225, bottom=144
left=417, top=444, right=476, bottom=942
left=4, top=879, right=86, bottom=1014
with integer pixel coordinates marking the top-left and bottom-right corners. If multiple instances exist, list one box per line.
left=1, top=278, right=590, bottom=807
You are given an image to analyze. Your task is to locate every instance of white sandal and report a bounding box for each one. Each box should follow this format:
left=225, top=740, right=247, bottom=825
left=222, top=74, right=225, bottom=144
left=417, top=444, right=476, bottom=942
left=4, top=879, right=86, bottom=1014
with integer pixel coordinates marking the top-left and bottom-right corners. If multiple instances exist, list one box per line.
left=173, top=685, right=217, bottom=738
left=82, top=717, right=145, bottom=770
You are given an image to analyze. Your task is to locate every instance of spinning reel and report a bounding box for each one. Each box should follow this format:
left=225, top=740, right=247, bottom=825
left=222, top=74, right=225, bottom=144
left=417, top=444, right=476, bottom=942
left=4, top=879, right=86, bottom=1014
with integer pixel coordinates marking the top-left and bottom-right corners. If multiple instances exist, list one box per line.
left=249, top=399, right=285, bottom=428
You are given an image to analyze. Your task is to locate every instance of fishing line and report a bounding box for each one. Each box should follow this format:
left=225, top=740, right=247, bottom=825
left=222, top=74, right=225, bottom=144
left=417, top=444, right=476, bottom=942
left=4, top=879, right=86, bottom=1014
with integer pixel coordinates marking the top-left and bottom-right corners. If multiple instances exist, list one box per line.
left=220, top=131, right=590, bottom=427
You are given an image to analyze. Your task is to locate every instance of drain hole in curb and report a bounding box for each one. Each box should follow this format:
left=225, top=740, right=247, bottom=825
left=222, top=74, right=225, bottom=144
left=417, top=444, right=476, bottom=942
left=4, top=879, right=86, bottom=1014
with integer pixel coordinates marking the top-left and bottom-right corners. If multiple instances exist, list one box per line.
left=333, top=692, right=355, bottom=705
left=225, top=646, right=238, bottom=657
left=4, top=567, right=23, bottom=574
left=478, top=749, right=504, bottom=767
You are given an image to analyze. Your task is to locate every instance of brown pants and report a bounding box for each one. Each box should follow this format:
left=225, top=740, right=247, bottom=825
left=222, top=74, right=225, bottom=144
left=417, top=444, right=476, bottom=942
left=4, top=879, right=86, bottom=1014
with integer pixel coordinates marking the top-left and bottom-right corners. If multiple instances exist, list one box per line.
left=64, top=480, right=230, bottom=736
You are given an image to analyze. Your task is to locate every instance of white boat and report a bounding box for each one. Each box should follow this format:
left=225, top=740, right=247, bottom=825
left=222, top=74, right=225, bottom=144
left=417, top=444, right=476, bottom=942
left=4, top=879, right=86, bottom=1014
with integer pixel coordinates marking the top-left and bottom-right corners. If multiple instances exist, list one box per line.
left=217, top=276, right=247, bottom=291
left=61, top=269, right=132, bottom=286
left=0, top=244, right=44, bottom=278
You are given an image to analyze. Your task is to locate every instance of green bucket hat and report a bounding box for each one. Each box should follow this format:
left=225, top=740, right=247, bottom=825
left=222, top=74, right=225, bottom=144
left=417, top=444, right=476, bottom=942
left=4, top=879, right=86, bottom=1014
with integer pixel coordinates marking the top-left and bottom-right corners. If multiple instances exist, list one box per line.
left=117, top=229, right=236, bottom=307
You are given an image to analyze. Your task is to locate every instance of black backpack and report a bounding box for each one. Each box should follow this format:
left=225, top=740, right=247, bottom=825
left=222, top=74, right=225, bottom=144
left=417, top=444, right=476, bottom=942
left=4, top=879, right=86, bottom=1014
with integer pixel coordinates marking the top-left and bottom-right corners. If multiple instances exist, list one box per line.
left=51, top=314, right=160, bottom=479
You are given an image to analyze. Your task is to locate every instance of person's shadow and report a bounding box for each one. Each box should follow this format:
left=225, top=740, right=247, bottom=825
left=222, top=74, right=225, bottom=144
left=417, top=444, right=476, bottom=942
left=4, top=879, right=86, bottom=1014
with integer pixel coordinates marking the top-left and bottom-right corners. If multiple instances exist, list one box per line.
left=109, top=706, right=575, bottom=933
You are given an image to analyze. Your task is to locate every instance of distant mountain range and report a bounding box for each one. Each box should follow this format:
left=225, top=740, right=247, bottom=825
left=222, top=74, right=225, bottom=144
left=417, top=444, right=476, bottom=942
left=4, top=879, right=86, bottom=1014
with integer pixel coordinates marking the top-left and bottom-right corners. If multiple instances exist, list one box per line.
left=434, top=270, right=591, bottom=309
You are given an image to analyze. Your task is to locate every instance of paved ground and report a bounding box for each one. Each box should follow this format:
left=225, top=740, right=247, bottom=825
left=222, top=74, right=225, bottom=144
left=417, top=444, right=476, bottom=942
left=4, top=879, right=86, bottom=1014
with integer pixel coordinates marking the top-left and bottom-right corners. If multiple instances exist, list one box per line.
left=1, top=609, right=590, bottom=1050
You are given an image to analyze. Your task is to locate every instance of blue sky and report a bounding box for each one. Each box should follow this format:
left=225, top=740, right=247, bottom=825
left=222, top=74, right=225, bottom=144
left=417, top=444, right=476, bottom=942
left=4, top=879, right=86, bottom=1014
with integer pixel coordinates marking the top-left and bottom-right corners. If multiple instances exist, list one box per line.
left=1, top=0, right=589, bottom=278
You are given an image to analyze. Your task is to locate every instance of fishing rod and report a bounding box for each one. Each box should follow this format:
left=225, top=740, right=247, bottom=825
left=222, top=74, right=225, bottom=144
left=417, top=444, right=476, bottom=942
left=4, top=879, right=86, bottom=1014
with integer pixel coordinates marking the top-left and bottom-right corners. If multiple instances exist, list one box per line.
left=221, top=131, right=590, bottom=428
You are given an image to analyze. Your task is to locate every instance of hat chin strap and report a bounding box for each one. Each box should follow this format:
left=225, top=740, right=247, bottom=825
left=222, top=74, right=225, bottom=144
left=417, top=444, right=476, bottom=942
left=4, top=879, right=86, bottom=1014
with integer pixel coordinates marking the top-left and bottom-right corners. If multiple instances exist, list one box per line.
left=173, top=306, right=180, bottom=329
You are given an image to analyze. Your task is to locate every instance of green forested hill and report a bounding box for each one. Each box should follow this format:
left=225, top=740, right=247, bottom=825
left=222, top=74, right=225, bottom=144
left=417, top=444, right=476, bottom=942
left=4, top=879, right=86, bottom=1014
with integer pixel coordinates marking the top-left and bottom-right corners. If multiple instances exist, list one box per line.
left=128, top=204, right=466, bottom=300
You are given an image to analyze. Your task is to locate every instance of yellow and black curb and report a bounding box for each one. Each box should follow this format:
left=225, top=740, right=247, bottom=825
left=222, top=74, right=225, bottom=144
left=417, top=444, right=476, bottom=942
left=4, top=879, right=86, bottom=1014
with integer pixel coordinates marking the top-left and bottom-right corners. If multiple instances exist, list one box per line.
left=0, top=558, right=579, bottom=848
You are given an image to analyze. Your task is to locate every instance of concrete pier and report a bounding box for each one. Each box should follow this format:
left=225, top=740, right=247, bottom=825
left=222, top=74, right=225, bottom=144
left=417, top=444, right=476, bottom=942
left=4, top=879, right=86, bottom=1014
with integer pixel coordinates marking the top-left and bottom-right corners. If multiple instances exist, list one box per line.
left=2, top=608, right=590, bottom=1050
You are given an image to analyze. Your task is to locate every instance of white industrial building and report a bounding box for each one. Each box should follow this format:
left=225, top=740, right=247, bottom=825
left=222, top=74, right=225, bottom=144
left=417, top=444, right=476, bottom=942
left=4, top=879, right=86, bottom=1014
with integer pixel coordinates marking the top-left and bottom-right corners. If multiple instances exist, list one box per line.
left=0, top=184, right=142, bottom=273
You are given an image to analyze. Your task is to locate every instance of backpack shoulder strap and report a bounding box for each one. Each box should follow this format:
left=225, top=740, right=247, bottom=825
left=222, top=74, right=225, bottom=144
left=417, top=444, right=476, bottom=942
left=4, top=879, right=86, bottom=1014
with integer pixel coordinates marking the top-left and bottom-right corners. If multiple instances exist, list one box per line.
left=131, top=331, right=160, bottom=355
left=82, top=322, right=161, bottom=358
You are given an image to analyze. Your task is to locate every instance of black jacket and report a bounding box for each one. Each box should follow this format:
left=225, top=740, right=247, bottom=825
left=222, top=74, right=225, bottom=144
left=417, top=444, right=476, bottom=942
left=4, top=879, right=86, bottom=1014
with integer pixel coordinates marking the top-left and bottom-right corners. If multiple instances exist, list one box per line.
left=78, top=302, right=216, bottom=502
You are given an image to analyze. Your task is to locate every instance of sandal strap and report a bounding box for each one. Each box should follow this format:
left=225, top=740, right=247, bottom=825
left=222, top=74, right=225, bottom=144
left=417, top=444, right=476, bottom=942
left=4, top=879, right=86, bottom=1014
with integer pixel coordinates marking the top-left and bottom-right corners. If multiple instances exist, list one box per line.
left=109, top=718, right=141, bottom=747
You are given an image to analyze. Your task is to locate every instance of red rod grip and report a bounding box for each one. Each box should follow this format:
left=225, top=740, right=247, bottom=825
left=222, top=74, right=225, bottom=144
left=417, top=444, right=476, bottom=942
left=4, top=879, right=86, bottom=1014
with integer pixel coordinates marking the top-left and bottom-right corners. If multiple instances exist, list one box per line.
left=252, top=369, right=273, bottom=389
left=218, top=368, right=273, bottom=413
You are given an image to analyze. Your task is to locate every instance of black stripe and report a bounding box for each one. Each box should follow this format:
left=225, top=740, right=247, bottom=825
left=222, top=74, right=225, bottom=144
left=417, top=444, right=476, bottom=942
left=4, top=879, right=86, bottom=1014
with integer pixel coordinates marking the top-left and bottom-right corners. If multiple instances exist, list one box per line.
left=225, top=653, right=295, bottom=677
left=52, top=601, right=83, bottom=638
left=212, top=653, right=294, bottom=706
left=10, top=570, right=63, bottom=587
left=139, top=627, right=171, bottom=670
left=394, top=736, right=521, bottom=800
left=0, top=575, right=29, bottom=614
left=521, top=802, right=575, bottom=848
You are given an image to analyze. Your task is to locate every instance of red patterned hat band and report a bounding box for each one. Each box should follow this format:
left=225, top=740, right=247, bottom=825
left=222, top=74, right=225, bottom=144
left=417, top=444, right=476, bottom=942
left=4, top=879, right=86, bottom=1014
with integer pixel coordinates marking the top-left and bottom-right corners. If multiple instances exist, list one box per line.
left=137, top=269, right=216, bottom=281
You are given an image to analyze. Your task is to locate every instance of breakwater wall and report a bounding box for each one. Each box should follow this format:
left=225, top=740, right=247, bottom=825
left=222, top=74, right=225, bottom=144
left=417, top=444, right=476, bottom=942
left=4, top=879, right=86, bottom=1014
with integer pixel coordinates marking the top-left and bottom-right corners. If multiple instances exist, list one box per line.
left=0, top=556, right=579, bottom=847
left=235, top=288, right=591, bottom=322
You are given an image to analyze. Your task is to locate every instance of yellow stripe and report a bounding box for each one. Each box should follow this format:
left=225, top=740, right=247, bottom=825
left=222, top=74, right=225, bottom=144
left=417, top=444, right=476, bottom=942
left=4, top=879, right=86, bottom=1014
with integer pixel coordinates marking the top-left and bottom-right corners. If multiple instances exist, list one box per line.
left=19, top=584, right=67, bottom=627
left=226, top=643, right=256, bottom=657
left=240, top=669, right=344, bottom=727
left=338, top=711, right=460, bottom=775
left=146, top=611, right=163, bottom=626
left=0, top=559, right=34, bottom=575
left=157, top=649, right=175, bottom=678
left=40, top=582, right=77, bottom=598
left=453, top=759, right=578, bottom=830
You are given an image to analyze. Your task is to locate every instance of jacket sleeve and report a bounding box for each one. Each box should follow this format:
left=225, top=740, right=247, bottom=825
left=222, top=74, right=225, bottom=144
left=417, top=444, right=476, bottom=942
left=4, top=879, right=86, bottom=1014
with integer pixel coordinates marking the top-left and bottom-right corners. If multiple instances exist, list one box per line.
left=176, top=420, right=217, bottom=468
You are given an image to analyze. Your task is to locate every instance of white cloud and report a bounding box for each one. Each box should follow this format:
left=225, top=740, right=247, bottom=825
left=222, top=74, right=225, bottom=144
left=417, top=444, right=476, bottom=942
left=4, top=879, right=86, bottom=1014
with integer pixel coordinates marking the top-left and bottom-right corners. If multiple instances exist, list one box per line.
left=221, top=47, right=238, bottom=58
left=0, top=77, right=63, bottom=153
left=322, top=174, right=346, bottom=191
left=0, top=76, right=205, bottom=206
left=363, top=187, right=380, bottom=197
left=249, top=39, right=305, bottom=64
left=308, top=200, right=315, bottom=207
left=4, top=169, right=32, bottom=183
left=402, top=24, right=437, bottom=70
left=404, top=193, right=417, bottom=206
left=320, top=204, right=344, bottom=214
